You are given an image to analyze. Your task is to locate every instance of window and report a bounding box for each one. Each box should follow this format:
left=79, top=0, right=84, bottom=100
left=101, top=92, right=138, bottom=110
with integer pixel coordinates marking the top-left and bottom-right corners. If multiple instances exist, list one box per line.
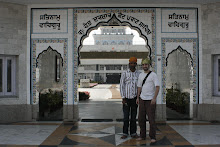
left=100, top=65, right=104, bottom=70
left=83, top=65, right=96, bottom=70
left=0, top=55, right=16, bottom=96
left=122, top=65, right=127, bottom=70
left=137, top=65, right=143, bottom=70
left=119, top=41, right=124, bottom=45
left=106, top=65, right=121, bottom=70
left=96, top=41, right=101, bottom=45
left=111, top=41, right=116, bottom=45
left=214, top=55, right=220, bottom=95
left=96, top=64, right=99, bottom=71
left=103, top=41, right=108, bottom=45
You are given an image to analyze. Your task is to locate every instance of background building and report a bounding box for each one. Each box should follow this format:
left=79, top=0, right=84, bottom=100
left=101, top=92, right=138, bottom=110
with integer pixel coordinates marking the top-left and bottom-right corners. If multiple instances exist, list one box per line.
left=78, top=26, right=148, bottom=83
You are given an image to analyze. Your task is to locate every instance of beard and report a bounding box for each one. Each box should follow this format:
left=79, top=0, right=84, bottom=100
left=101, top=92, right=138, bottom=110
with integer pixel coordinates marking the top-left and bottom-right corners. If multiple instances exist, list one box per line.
left=143, top=67, right=149, bottom=71
left=129, top=65, right=136, bottom=70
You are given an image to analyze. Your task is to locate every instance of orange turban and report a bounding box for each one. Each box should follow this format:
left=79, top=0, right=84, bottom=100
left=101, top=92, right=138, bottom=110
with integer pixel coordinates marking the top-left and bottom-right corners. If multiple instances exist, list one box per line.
left=129, top=57, right=137, bottom=63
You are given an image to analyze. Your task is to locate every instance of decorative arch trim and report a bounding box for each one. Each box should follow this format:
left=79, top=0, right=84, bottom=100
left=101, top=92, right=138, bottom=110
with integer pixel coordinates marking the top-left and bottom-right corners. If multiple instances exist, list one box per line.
left=36, top=46, right=64, bottom=68
left=161, top=38, right=198, bottom=104
left=31, top=38, right=68, bottom=104
left=77, top=13, right=151, bottom=65
left=165, top=45, right=193, bottom=67
left=73, top=8, right=156, bottom=103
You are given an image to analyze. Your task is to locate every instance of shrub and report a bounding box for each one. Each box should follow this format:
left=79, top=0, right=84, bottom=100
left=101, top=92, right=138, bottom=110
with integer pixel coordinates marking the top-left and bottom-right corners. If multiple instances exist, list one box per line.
left=79, top=91, right=90, bottom=101
left=166, top=87, right=189, bottom=114
left=39, top=89, right=63, bottom=113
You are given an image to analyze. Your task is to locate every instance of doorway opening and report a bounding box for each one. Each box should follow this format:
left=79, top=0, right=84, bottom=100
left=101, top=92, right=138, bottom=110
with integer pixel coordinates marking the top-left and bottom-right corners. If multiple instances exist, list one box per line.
left=36, top=46, right=64, bottom=121
left=165, top=46, right=193, bottom=120
left=77, top=25, right=148, bottom=121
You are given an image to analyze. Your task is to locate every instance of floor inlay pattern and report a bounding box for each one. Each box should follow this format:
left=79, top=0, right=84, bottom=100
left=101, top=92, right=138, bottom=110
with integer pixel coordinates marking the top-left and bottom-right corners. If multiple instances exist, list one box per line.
left=59, top=123, right=183, bottom=146
left=0, top=122, right=220, bottom=146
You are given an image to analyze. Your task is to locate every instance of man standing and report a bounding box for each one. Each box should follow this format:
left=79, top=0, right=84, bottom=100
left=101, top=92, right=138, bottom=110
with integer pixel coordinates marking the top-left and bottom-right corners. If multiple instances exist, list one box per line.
left=136, top=58, right=160, bottom=143
left=120, top=57, right=140, bottom=139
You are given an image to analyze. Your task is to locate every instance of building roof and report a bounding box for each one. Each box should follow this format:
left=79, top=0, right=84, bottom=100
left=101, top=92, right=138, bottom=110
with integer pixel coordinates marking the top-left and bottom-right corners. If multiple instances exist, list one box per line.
left=80, top=52, right=148, bottom=59
left=0, top=0, right=219, bottom=5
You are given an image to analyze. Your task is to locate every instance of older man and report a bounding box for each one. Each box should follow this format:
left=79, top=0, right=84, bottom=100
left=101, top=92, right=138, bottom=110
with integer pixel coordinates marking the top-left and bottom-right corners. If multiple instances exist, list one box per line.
left=136, top=58, right=160, bottom=143
left=120, top=57, right=140, bottom=139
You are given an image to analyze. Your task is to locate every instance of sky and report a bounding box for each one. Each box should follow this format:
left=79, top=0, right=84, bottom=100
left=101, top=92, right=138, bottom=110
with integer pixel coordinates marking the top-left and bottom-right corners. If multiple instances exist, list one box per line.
left=83, top=27, right=146, bottom=45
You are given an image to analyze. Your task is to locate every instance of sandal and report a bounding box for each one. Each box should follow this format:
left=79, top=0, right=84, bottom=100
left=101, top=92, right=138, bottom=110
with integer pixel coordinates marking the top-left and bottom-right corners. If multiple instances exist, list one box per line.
left=151, top=139, right=156, bottom=143
left=121, top=135, right=128, bottom=139
left=136, top=137, right=146, bottom=141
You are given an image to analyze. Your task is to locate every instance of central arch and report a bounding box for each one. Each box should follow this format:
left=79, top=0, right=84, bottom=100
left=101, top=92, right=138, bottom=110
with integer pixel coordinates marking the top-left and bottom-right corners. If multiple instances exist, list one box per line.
left=72, top=8, right=157, bottom=121
left=77, top=16, right=150, bottom=120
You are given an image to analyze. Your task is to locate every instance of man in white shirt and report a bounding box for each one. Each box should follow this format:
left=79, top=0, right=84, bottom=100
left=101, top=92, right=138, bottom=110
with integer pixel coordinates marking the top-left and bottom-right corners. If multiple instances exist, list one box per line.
left=120, top=57, right=140, bottom=139
left=136, top=58, right=160, bottom=143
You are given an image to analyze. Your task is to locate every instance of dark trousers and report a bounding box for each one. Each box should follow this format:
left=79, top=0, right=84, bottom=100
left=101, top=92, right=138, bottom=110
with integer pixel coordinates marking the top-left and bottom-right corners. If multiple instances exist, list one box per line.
left=138, top=99, right=156, bottom=139
left=122, top=98, right=138, bottom=136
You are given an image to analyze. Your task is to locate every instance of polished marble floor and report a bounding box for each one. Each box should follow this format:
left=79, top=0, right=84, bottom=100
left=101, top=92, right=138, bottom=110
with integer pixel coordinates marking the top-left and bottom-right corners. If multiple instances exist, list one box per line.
left=0, top=121, right=220, bottom=146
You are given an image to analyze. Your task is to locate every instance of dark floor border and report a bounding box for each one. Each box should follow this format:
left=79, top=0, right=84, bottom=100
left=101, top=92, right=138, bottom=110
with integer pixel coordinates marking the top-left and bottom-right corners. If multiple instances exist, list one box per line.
left=81, top=119, right=113, bottom=122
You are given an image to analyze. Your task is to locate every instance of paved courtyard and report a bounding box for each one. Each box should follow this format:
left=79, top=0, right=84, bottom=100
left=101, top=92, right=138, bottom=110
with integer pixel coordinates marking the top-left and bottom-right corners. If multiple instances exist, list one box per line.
left=78, top=84, right=123, bottom=121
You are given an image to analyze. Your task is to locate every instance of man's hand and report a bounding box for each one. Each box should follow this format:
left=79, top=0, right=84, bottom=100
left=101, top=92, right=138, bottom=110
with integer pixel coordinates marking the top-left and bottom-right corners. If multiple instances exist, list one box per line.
left=122, top=99, right=126, bottom=104
left=151, top=86, right=159, bottom=105
left=136, top=98, right=139, bottom=105
left=151, top=98, right=156, bottom=105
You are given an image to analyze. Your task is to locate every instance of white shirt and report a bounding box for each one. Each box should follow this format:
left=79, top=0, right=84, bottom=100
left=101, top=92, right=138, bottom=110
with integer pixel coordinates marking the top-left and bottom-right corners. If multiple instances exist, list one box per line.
left=120, top=69, right=141, bottom=99
left=137, top=71, right=159, bottom=100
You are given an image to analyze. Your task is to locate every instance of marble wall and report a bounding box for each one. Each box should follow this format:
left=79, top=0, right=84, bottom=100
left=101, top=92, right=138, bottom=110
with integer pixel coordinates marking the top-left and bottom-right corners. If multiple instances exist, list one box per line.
left=29, top=7, right=200, bottom=121
left=2, top=1, right=220, bottom=122
left=0, top=2, right=32, bottom=123
left=198, top=2, right=220, bottom=120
